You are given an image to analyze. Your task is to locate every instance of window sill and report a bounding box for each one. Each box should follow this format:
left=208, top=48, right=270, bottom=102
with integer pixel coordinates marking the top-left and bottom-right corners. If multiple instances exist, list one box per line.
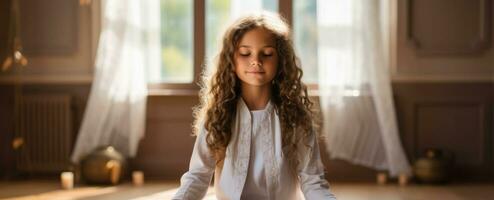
left=148, top=88, right=320, bottom=97
left=147, top=88, right=199, bottom=96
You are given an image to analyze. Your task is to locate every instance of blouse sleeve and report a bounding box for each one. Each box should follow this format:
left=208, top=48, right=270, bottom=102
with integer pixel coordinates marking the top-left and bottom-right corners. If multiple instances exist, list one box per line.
left=299, top=132, right=337, bottom=200
left=172, top=126, right=215, bottom=200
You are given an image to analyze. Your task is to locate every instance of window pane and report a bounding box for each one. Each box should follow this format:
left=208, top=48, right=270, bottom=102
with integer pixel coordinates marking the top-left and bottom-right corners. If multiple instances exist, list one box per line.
left=294, top=0, right=355, bottom=84
left=316, top=0, right=359, bottom=86
left=158, top=0, right=193, bottom=83
left=293, top=0, right=318, bottom=83
left=206, top=0, right=278, bottom=69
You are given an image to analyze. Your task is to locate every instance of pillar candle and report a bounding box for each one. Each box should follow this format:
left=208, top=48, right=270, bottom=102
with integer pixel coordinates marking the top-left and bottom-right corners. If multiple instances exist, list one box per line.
left=61, top=172, right=74, bottom=189
left=399, top=173, right=409, bottom=186
left=133, top=171, right=144, bottom=186
left=377, top=172, right=387, bottom=185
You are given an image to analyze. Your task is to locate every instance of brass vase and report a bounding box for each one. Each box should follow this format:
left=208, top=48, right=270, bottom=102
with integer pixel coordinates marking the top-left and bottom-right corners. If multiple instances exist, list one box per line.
left=413, top=148, right=453, bottom=184
left=81, top=146, right=126, bottom=185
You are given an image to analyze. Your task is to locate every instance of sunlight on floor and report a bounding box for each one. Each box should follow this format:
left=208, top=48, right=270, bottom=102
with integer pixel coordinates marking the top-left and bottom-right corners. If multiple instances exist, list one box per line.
left=1, top=181, right=494, bottom=200
left=131, top=187, right=216, bottom=200
left=1, top=186, right=119, bottom=200
left=0, top=181, right=217, bottom=200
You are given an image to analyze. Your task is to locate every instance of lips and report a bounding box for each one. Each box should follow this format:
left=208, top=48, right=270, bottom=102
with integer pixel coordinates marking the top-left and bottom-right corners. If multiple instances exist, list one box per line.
left=246, top=71, right=265, bottom=74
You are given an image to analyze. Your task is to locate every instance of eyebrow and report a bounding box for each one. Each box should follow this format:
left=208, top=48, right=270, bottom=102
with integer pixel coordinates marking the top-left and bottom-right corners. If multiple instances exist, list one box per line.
left=239, top=45, right=275, bottom=49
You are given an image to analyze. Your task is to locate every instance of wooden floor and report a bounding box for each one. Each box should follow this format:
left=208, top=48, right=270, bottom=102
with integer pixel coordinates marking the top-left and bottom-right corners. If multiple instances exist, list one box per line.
left=0, top=180, right=493, bottom=200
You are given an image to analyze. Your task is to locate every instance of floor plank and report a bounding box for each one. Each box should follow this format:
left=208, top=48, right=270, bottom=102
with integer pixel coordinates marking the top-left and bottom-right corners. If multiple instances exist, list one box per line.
left=0, top=181, right=493, bottom=200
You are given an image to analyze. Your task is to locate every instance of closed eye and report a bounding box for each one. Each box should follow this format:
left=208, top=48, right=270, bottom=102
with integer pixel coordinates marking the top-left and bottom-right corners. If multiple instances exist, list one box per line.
left=263, top=49, right=275, bottom=57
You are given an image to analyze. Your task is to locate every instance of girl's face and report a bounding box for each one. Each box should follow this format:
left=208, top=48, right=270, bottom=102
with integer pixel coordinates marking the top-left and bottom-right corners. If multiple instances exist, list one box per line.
left=234, top=27, right=278, bottom=88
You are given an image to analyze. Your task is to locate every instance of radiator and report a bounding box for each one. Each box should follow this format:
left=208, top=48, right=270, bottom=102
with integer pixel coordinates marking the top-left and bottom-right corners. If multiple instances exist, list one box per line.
left=15, top=94, right=73, bottom=173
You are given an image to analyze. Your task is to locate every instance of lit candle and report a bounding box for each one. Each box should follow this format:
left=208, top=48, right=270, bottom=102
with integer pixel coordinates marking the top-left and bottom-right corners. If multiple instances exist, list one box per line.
left=376, top=172, right=387, bottom=185
left=133, top=171, right=144, bottom=186
left=399, top=173, right=409, bottom=186
left=61, top=172, right=74, bottom=189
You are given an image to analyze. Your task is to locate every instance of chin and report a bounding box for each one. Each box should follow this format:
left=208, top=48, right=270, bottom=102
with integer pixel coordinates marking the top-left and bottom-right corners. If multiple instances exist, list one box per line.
left=242, top=80, right=271, bottom=87
left=247, top=82, right=268, bottom=87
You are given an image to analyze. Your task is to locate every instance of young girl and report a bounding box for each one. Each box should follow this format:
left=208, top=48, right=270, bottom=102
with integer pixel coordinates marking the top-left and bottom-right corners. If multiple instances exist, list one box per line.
left=173, top=11, right=337, bottom=200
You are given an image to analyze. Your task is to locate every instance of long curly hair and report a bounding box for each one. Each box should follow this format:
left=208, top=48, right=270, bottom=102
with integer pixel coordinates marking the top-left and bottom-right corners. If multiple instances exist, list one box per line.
left=193, top=12, right=314, bottom=175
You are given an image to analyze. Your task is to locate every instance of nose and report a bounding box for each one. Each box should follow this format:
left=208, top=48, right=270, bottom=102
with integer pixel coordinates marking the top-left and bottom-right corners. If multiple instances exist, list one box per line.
left=250, top=55, right=262, bottom=67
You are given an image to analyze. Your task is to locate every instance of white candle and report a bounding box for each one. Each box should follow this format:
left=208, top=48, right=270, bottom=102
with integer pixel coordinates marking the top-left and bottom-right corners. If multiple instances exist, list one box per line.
left=133, top=171, right=144, bottom=186
left=376, top=172, right=387, bottom=185
left=61, top=172, right=74, bottom=189
left=399, top=173, right=409, bottom=186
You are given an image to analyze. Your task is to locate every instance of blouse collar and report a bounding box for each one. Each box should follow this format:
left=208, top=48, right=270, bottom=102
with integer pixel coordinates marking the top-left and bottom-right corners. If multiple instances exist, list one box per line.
left=238, top=97, right=274, bottom=115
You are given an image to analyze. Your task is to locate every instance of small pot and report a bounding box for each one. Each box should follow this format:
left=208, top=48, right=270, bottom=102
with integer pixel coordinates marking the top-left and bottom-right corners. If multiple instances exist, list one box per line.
left=80, top=146, right=126, bottom=185
left=413, top=148, right=454, bottom=184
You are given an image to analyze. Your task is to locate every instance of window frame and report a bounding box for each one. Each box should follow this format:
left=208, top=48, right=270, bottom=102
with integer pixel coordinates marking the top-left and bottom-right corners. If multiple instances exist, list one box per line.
left=148, top=0, right=204, bottom=95
left=148, top=0, right=326, bottom=96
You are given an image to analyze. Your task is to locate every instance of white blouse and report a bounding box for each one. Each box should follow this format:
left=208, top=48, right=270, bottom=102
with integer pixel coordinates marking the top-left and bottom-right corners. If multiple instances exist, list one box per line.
left=241, top=109, right=269, bottom=199
left=173, top=98, right=337, bottom=200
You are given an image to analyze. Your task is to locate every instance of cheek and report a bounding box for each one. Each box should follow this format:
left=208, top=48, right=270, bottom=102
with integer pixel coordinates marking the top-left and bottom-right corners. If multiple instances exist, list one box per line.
left=234, top=57, right=250, bottom=69
left=266, top=56, right=279, bottom=72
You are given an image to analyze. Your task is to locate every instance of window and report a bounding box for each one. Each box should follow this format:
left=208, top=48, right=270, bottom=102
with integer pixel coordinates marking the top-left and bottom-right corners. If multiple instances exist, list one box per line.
left=293, top=0, right=318, bottom=83
left=152, top=0, right=277, bottom=85
left=153, top=0, right=355, bottom=89
left=293, top=0, right=362, bottom=85
left=154, top=0, right=194, bottom=83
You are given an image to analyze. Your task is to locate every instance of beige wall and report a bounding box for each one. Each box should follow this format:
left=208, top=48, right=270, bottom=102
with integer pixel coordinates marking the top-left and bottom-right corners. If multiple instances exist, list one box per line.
left=393, top=0, right=493, bottom=82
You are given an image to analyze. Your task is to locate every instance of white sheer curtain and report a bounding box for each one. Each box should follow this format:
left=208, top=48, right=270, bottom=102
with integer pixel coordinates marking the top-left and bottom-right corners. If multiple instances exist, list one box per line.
left=317, top=0, right=411, bottom=177
left=71, top=0, right=160, bottom=163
